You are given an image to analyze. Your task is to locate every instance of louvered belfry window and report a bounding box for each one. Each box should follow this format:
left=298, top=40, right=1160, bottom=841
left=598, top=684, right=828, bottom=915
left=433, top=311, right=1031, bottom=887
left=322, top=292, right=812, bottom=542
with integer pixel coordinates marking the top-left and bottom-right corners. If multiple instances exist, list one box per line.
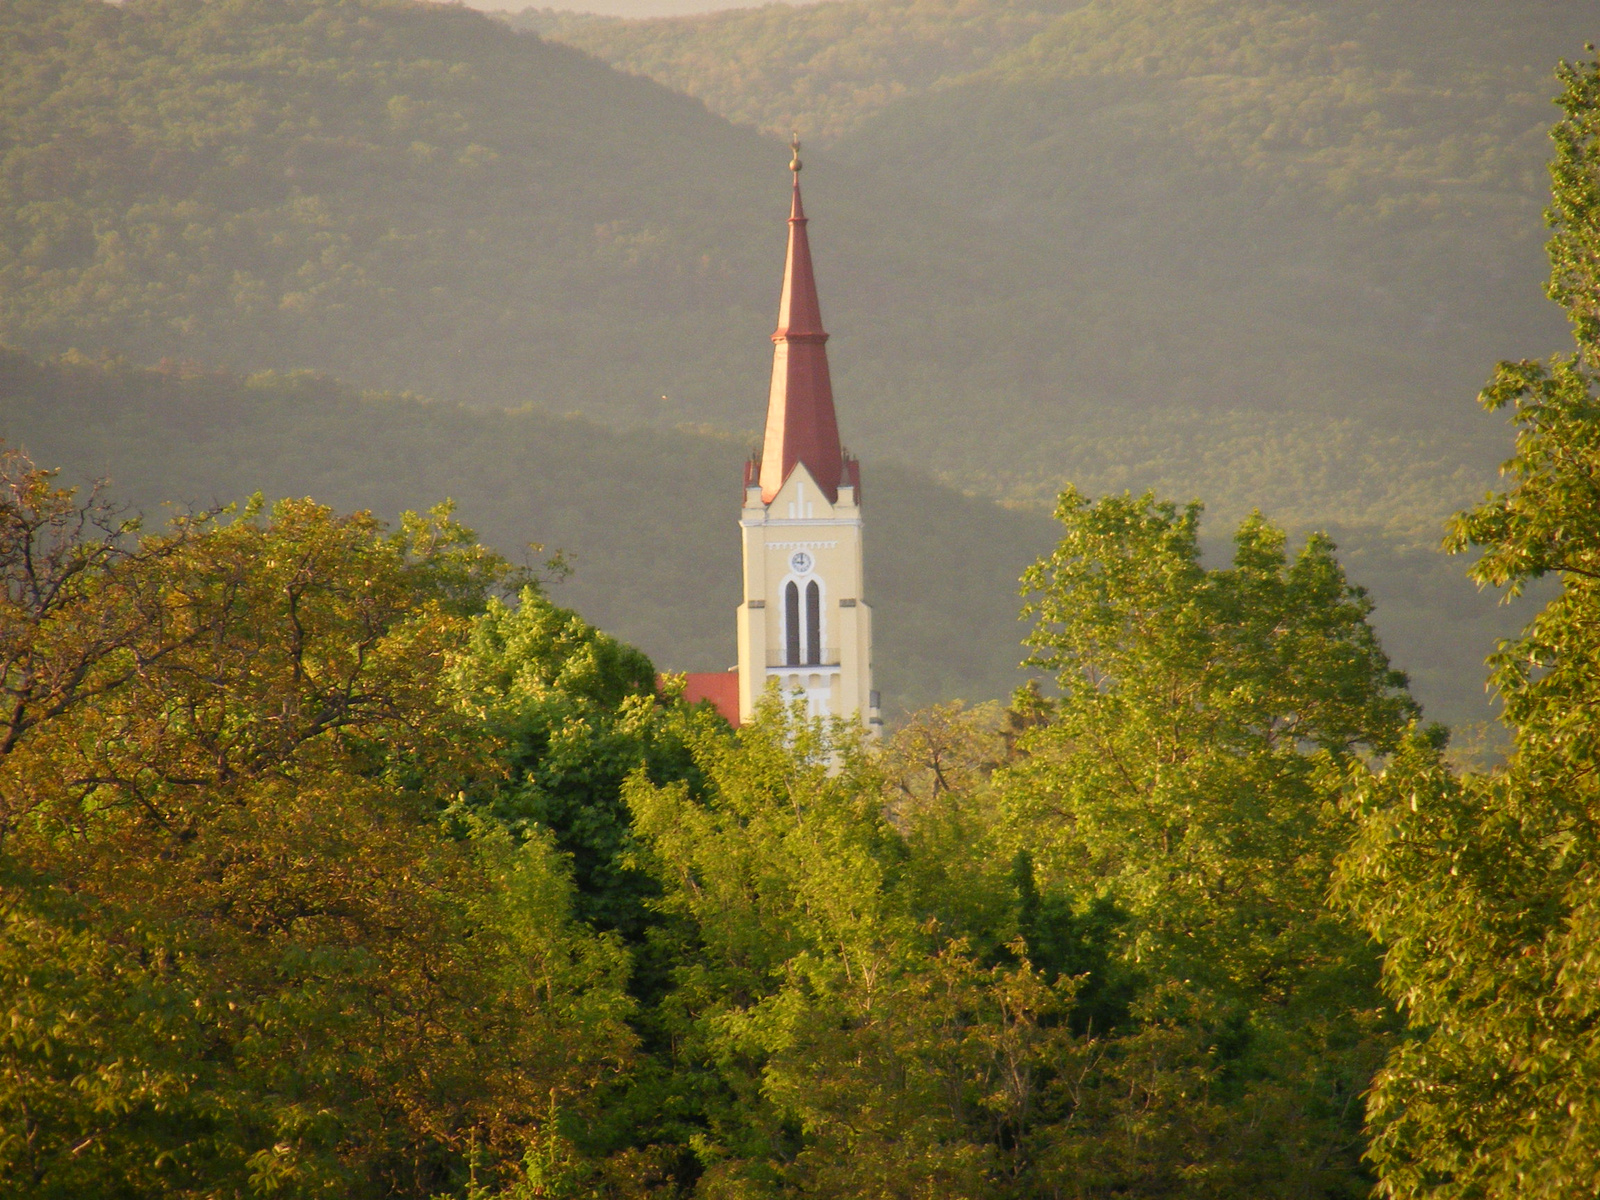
left=785, top=581, right=801, bottom=665
left=805, top=581, right=821, bottom=665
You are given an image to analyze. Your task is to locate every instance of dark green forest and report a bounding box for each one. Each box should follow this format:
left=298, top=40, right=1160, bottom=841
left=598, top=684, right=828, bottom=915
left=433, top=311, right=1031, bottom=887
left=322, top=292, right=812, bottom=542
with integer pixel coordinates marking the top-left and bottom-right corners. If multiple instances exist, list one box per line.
left=4, top=0, right=1600, bottom=1195
left=0, top=0, right=1579, bottom=525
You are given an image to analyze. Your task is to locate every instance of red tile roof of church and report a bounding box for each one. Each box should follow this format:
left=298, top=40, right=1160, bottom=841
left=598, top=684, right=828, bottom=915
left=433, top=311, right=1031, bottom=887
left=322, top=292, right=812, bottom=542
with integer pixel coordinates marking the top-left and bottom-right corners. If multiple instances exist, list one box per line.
left=679, top=671, right=741, bottom=727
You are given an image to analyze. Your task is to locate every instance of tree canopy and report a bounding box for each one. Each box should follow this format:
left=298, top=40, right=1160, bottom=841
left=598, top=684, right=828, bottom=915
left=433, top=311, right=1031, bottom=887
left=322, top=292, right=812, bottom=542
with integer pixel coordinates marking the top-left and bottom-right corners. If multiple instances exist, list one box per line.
left=3, top=11, right=1599, bottom=1200
left=0, top=459, right=639, bottom=1197
left=1335, top=46, right=1600, bottom=1199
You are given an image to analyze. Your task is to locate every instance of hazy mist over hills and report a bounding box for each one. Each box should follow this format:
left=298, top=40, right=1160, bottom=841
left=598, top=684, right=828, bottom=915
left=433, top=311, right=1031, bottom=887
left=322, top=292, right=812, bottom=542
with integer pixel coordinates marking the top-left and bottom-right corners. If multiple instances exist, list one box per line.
left=0, top=347, right=1058, bottom=714
left=0, top=0, right=1582, bottom=726
left=457, top=0, right=760, bottom=15
left=0, top=342, right=1543, bottom=728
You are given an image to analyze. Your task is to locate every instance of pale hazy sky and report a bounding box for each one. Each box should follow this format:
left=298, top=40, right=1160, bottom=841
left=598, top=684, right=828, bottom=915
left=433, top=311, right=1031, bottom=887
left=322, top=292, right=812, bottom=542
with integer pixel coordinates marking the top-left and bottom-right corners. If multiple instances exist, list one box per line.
left=444, top=0, right=798, bottom=18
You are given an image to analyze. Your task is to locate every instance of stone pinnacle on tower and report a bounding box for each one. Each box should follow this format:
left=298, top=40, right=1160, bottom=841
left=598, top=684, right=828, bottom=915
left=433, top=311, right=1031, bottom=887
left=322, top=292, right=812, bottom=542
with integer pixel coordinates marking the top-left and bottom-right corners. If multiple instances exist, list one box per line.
left=758, top=134, right=846, bottom=504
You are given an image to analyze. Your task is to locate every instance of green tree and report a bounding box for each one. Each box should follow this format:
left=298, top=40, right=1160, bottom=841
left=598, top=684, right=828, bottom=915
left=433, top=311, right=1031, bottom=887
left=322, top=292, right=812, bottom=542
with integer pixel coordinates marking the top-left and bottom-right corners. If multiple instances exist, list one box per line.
left=997, top=487, right=1416, bottom=1196
left=1335, top=48, right=1600, bottom=1199
left=0, top=456, right=636, bottom=1199
left=450, top=588, right=697, bottom=941
left=623, top=698, right=1089, bottom=1199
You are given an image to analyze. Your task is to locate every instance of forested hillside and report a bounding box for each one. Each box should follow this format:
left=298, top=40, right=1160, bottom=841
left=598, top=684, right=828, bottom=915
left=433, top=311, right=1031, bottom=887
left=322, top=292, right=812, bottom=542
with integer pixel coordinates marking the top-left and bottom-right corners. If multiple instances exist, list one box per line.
left=523, top=0, right=1589, bottom=515
left=0, top=0, right=1073, bottom=468
left=0, top=0, right=786, bottom=423
left=0, top=0, right=1573, bottom=536
left=0, top=343, right=1541, bottom=728
left=0, top=346, right=1061, bottom=714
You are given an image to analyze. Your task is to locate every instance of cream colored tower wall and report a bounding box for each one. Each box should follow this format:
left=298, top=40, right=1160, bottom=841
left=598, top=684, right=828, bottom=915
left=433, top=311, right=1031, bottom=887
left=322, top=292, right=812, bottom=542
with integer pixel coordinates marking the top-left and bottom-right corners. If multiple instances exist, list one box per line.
left=737, top=463, right=878, bottom=728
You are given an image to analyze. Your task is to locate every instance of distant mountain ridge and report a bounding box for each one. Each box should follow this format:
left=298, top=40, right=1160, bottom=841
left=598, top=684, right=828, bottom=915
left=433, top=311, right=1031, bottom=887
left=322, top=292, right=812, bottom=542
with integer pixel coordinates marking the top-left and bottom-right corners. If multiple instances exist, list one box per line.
left=511, top=0, right=1072, bottom=142
left=0, top=0, right=1568, bottom=726
left=0, top=344, right=1543, bottom=730
left=0, top=345, right=1062, bottom=714
left=0, top=0, right=1572, bottom=533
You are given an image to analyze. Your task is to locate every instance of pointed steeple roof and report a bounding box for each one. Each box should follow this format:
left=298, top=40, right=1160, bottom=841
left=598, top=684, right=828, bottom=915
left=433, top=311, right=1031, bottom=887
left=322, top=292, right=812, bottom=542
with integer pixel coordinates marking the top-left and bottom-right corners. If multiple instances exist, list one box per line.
left=758, top=137, right=845, bottom=504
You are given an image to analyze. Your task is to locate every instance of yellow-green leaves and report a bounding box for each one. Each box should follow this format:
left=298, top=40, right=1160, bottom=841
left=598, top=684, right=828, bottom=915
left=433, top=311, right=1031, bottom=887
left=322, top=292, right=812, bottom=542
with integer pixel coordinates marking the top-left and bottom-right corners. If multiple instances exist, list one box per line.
left=622, top=700, right=1087, bottom=1197
left=0, top=461, right=633, bottom=1199
left=1548, top=50, right=1600, bottom=357
left=1002, top=486, right=1413, bottom=1193
left=1337, top=48, right=1600, bottom=1199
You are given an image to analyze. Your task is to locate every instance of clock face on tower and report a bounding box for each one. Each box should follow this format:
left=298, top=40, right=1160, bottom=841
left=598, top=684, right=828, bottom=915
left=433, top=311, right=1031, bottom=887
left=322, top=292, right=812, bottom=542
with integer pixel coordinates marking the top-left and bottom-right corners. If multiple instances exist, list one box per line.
left=790, top=550, right=814, bottom=575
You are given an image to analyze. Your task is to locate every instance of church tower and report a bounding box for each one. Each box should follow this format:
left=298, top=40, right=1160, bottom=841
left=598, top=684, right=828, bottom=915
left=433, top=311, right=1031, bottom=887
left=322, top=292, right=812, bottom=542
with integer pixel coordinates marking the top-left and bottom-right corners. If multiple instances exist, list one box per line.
left=736, top=139, right=879, bottom=730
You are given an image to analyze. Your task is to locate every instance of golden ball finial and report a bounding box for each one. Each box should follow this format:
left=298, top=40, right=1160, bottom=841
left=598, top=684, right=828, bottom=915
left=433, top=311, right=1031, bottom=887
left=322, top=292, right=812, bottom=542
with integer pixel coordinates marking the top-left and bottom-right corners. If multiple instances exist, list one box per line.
left=789, top=132, right=802, bottom=172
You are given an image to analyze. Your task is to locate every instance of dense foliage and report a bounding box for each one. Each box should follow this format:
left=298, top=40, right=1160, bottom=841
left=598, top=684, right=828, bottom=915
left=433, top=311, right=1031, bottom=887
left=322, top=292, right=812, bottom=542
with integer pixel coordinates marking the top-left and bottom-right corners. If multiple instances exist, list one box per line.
left=3, top=7, right=1599, bottom=1198
left=0, top=466, right=640, bottom=1197
left=0, top=450, right=1417, bottom=1199
left=995, top=494, right=1415, bottom=1195
left=1334, top=49, right=1600, bottom=1198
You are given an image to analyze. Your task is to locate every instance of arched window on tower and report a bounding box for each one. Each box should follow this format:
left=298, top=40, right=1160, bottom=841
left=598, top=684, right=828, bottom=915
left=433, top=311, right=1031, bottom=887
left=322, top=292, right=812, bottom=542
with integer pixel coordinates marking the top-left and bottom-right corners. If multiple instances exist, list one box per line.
left=805, top=580, right=821, bottom=665
left=785, top=581, right=801, bottom=666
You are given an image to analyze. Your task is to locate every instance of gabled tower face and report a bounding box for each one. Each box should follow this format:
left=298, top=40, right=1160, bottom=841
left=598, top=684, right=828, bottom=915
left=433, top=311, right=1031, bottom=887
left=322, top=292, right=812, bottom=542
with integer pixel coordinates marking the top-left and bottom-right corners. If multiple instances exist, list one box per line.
left=737, top=142, right=879, bottom=729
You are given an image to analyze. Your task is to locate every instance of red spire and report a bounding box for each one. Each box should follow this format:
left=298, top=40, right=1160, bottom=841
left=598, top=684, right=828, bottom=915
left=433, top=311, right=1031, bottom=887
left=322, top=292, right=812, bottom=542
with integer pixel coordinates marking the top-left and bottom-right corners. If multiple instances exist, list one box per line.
left=758, top=137, right=845, bottom=504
